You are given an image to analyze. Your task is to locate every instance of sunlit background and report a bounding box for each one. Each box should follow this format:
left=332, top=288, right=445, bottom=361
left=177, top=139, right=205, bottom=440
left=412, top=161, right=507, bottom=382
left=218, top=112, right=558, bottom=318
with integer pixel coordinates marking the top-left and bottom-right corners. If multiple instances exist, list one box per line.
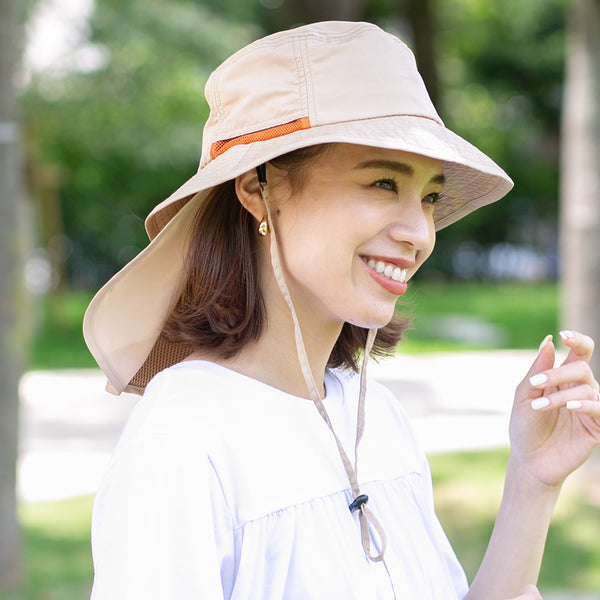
left=1, top=0, right=599, bottom=598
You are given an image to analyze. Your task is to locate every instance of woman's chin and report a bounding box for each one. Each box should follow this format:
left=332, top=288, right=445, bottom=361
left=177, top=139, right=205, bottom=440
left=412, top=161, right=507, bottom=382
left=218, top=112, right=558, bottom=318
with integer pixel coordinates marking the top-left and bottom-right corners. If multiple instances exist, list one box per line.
left=347, top=306, right=397, bottom=331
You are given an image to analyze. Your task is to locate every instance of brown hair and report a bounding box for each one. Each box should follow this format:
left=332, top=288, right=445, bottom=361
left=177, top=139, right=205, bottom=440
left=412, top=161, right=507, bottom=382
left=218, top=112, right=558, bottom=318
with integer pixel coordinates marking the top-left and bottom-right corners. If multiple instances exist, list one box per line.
left=162, top=144, right=410, bottom=371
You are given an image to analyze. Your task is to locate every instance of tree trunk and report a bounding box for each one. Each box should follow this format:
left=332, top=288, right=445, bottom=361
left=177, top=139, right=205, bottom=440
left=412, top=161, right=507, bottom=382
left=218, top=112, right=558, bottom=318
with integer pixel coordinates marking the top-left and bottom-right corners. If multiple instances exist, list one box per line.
left=0, top=0, right=25, bottom=590
left=560, top=0, right=600, bottom=378
left=407, top=0, right=440, bottom=110
left=560, top=0, right=600, bottom=475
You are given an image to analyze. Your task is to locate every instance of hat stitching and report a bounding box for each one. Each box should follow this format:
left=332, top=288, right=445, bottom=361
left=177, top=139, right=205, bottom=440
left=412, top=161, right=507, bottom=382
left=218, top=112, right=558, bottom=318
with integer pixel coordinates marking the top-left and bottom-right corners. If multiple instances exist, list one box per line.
left=295, top=34, right=312, bottom=121
left=300, top=34, right=318, bottom=126
left=206, top=24, right=408, bottom=147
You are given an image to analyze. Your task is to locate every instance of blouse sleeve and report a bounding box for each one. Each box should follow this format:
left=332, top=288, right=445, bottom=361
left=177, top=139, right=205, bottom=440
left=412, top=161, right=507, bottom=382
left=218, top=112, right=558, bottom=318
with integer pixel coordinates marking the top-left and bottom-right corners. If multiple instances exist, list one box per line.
left=90, top=401, right=232, bottom=599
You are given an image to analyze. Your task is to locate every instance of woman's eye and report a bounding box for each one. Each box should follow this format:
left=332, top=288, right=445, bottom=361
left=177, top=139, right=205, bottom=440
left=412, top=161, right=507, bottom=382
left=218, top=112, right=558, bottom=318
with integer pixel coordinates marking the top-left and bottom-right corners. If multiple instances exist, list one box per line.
left=374, top=179, right=397, bottom=193
left=423, top=192, right=440, bottom=205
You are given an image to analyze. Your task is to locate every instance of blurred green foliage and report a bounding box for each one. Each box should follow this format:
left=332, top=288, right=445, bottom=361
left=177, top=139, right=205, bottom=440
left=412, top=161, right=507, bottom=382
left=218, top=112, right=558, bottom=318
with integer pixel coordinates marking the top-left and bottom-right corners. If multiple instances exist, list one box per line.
left=21, top=0, right=567, bottom=286
left=28, top=291, right=94, bottom=369
left=432, top=0, right=567, bottom=260
left=23, top=0, right=259, bottom=285
left=402, top=280, right=558, bottom=350
left=0, top=497, right=94, bottom=600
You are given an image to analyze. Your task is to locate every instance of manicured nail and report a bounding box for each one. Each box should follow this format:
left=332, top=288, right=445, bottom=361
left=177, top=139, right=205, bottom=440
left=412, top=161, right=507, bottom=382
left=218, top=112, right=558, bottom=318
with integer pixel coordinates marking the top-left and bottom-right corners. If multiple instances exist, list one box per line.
left=560, top=330, right=574, bottom=342
left=531, top=398, right=550, bottom=410
left=538, top=334, right=553, bottom=352
left=566, top=400, right=582, bottom=410
left=530, top=373, right=549, bottom=387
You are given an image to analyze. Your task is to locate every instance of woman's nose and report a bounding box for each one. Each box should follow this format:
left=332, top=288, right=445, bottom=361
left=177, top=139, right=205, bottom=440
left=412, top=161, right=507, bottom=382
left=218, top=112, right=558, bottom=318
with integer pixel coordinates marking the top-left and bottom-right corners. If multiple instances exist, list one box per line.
left=387, top=198, right=435, bottom=252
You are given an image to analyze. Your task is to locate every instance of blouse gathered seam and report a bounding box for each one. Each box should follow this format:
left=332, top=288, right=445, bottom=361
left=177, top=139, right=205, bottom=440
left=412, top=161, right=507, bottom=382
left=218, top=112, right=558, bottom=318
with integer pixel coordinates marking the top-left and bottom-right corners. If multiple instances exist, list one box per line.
left=229, top=470, right=425, bottom=534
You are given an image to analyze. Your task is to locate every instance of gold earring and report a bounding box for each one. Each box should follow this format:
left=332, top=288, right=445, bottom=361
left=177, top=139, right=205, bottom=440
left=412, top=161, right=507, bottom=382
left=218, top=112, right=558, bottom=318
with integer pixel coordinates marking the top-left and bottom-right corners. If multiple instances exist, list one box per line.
left=258, top=217, right=269, bottom=236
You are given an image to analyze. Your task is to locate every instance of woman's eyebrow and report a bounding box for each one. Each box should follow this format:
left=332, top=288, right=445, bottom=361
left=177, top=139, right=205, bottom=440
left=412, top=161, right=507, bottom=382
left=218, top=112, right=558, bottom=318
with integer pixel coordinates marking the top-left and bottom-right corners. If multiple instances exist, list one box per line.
left=353, top=159, right=445, bottom=185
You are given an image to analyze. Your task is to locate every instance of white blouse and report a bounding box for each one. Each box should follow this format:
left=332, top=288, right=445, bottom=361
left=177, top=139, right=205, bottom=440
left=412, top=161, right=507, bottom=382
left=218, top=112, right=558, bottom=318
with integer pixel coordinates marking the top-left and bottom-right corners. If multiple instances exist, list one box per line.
left=90, top=361, right=469, bottom=599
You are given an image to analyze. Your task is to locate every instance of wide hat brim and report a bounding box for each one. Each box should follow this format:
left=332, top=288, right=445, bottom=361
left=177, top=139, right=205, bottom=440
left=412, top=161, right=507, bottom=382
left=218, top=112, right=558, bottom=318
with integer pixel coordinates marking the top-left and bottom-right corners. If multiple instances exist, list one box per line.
left=146, top=115, right=512, bottom=239
left=84, top=115, right=511, bottom=395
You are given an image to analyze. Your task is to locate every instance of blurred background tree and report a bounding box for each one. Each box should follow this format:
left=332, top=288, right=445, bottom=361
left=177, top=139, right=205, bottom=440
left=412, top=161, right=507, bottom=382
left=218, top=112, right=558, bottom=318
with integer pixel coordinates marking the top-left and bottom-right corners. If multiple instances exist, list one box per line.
left=560, top=0, right=600, bottom=455
left=23, top=0, right=259, bottom=288
left=21, top=0, right=569, bottom=290
left=0, top=0, right=30, bottom=590
left=423, top=0, right=567, bottom=279
left=560, top=0, right=600, bottom=376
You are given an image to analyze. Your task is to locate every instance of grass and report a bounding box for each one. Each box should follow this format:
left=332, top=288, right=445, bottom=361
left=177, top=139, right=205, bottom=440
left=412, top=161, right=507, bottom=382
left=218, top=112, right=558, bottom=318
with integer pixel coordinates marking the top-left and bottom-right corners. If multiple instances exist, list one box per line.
left=400, top=280, right=559, bottom=352
left=429, top=449, right=600, bottom=593
left=2, top=451, right=598, bottom=599
left=0, top=497, right=94, bottom=600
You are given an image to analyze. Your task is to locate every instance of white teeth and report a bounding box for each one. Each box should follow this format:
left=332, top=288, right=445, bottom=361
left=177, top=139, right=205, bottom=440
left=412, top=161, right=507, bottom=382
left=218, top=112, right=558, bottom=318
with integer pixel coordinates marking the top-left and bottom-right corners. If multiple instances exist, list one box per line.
left=392, top=267, right=407, bottom=282
left=364, top=257, right=407, bottom=283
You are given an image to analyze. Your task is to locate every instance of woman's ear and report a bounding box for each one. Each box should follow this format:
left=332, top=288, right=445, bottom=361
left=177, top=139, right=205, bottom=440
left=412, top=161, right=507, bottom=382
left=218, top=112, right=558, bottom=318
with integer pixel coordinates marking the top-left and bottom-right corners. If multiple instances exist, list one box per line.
left=235, top=168, right=264, bottom=221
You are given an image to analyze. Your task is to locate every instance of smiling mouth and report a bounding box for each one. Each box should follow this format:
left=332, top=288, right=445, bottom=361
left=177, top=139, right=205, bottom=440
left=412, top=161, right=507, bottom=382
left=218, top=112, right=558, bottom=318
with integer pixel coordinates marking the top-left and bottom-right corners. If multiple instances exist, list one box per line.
left=362, top=258, right=408, bottom=283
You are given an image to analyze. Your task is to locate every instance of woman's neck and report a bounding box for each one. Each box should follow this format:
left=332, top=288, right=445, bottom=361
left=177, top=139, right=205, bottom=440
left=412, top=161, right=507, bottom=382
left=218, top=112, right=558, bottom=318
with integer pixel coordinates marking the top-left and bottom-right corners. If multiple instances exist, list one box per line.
left=187, top=310, right=342, bottom=400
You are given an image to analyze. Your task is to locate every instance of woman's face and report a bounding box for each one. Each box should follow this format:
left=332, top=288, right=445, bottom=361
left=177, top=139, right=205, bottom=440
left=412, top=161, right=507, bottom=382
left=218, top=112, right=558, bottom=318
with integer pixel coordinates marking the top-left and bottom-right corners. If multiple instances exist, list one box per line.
left=267, top=143, right=441, bottom=333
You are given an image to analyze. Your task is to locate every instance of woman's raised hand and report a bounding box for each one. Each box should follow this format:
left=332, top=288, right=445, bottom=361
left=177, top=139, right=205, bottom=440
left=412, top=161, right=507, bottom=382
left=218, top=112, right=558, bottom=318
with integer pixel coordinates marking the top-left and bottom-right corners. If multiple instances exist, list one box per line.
left=509, top=330, right=600, bottom=487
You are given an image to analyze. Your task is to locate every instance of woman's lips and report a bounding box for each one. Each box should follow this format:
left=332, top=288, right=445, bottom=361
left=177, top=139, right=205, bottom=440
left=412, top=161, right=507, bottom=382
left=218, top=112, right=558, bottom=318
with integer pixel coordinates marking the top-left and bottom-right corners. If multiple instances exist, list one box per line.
left=362, top=257, right=410, bottom=296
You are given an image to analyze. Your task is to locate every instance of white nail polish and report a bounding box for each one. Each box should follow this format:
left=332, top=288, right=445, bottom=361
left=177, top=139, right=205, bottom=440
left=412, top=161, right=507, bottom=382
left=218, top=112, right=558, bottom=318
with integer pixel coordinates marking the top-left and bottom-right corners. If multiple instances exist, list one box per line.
left=560, top=330, right=574, bottom=342
left=530, top=373, right=549, bottom=387
left=538, top=334, right=553, bottom=352
left=566, top=400, right=582, bottom=410
left=531, top=398, right=550, bottom=410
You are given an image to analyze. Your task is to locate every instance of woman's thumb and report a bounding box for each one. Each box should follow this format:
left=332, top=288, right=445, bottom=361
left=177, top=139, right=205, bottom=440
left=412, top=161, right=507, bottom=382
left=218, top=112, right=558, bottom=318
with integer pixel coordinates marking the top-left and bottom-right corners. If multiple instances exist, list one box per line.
left=526, top=334, right=555, bottom=379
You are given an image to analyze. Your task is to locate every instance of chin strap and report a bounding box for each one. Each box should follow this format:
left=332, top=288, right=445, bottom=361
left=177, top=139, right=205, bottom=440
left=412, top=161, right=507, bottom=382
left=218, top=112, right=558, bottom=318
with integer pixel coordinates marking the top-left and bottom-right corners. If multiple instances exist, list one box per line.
left=258, top=168, right=387, bottom=562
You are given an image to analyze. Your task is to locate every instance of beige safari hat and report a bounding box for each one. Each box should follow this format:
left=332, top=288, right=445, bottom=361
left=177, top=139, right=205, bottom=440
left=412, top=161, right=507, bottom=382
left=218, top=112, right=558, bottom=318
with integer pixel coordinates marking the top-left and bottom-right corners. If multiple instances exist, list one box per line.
left=83, top=20, right=513, bottom=395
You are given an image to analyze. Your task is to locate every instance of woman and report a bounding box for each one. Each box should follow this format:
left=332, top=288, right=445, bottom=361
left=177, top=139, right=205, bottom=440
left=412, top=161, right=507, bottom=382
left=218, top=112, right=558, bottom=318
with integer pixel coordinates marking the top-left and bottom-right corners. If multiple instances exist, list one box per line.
left=84, top=21, right=600, bottom=599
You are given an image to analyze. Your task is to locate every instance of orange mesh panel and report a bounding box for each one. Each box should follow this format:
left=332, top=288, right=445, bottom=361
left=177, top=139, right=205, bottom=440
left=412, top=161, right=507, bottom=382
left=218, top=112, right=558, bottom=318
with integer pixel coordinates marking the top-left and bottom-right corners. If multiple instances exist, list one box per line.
left=210, top=117, right=311, bottom=160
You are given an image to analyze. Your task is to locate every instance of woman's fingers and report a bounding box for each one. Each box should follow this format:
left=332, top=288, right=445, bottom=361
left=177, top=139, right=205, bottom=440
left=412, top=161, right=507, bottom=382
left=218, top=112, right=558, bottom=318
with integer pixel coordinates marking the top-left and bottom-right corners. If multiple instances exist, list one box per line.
left=526, top=333, right=600, bottom=418
left=530, top=383, right=600, bottom=416
left=515, top=330, right=599, bottom=416
left=528, top=355, right=599, bottom=413
left=559, top=329, right=595, bottom=364
left=517, top=334, right=556, bottom=395
left=529, top=359, right=597, bottom=392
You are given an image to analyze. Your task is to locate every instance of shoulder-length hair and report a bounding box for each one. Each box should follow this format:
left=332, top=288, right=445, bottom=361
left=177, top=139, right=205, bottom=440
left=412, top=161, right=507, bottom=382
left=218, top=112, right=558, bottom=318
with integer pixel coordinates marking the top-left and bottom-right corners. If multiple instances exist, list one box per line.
left=162, top=145, right=410, bottom=371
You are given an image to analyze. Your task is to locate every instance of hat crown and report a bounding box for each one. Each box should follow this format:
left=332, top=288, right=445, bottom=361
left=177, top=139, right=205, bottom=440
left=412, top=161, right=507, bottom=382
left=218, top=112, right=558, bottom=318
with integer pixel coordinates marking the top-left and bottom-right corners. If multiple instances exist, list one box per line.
left=200, top=21, right=442, bottom=168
